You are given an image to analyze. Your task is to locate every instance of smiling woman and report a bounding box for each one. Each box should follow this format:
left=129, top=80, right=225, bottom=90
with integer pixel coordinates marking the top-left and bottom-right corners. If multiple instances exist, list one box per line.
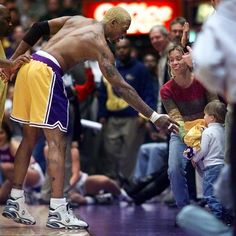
left=167, top=45, right=192, bottom=80
left=160, top=45, right=218, bottom=209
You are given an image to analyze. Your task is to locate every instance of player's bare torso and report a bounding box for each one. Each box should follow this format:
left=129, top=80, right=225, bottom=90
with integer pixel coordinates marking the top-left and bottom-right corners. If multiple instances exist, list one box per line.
left=42, top=16, right=108, bottom=71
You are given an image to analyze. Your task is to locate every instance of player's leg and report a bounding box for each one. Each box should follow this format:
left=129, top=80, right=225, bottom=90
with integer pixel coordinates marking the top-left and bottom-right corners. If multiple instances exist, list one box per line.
left=43, top=127, right=88, bottom=229
left=2, top=125, right=40, bottom=225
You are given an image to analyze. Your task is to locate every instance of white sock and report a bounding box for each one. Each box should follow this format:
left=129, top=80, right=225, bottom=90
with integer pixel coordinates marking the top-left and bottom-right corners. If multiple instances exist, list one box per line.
left=10, top=188, right=24, bottom=199
left=85, top=196, right=96, bottom=205
left=50, top=198, right=67, bottom=209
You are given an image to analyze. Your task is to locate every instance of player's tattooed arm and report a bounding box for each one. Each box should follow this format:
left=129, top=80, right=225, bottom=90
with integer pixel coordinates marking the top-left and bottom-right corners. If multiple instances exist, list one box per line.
left=98, top=50, right=153, bottom=119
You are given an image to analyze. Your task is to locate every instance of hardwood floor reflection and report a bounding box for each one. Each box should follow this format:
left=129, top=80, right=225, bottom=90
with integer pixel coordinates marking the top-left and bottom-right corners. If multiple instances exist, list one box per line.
left=0, top=202, right=188, bottom=236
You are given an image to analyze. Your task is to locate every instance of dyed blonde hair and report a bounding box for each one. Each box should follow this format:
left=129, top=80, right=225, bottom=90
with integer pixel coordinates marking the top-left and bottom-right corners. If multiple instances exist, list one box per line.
left=103, top=6, right=131, bottom=23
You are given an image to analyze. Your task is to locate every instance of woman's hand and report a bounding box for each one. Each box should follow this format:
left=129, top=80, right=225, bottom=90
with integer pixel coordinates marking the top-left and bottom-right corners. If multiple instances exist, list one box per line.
left=182, top=46, right=193, bottom=68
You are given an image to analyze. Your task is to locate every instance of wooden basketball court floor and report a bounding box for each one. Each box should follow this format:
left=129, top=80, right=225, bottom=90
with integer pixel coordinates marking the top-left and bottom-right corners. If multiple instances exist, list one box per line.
left=0, top=202, right=188, bottom=236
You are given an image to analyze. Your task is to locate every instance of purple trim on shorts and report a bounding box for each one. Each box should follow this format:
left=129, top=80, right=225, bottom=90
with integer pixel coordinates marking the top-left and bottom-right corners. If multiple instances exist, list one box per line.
left=32, top=53, right=64, bottom=76
left=46, top=73, right=69, bottom=130
left=32, top=52, right=68, bottom=131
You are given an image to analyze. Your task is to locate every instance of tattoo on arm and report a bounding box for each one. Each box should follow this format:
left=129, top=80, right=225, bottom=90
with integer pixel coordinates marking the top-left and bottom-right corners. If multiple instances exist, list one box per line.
left=104, top=64, right=116, bottom=77
left=102, top=60, right=153, bottom=118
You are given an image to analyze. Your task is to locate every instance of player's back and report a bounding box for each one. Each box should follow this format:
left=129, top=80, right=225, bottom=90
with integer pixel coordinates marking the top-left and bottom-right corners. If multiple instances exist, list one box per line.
left=43, top=16, right=106, bottom=71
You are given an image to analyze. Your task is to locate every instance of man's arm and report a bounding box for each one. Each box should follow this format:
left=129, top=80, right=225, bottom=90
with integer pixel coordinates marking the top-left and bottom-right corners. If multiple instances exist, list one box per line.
left=162, top=98, right=185, bottom=138
left=98, top=50, right=153, bottom=119
left=0, top=55, right=31, bottom=82
left=0, top=58, right=13, bottom=68
left=0, top=55, right=31, bottom=69
left=11, top=16, right=71, bottom=60
left=97, top=46, right=179, bottom=132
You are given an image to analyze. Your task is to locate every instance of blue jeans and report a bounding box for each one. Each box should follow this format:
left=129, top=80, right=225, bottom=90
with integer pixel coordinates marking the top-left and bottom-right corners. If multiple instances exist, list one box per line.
left=133, top=142, right=168, bottom=180
left=203, top=164, right=224, bottom=219
left=168, top=134, right=189, bottom=208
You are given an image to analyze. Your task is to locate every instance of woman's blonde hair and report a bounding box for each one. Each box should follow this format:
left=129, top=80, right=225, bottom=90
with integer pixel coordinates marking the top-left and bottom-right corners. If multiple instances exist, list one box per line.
left=103, top=6, right=131, bottom=23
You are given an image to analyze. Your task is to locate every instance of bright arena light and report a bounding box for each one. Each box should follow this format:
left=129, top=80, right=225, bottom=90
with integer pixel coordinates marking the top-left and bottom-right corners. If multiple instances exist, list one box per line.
left=94, top=3, right=173, bottom=34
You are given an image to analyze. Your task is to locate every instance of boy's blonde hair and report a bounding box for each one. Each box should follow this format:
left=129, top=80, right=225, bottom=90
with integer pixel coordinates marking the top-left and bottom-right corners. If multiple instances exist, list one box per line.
left=204, top=100, right=227, bottom=123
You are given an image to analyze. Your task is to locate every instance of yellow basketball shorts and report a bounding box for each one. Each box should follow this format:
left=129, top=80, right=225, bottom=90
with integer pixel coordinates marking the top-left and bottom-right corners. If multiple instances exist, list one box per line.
left=11, top=51, right=69, bottom=132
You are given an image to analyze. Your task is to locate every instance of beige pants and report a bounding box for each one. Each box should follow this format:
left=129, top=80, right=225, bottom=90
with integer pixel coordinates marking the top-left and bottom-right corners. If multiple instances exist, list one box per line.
left=102, top=116, right=145, bottom=179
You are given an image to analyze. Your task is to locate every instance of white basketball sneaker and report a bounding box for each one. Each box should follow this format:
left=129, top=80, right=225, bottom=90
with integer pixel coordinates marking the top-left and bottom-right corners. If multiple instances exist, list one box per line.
left=2, top=196, right=36, bottom=225
left=46, top=203, right=89, bottom=229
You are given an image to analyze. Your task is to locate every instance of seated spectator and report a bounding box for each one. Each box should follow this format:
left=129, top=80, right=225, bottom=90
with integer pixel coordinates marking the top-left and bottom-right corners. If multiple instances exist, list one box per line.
left=4, top=83, right=23, bottom=141
left=0, top=122, right=45, bottom=203
left=133, top=142, right=168, bottom=181
left=117, top=125, right=172, bottom=206
left=122, top=165, right=170, bottom=205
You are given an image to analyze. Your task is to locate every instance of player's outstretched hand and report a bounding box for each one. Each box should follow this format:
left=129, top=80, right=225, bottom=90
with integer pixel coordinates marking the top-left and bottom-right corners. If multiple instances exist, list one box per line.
left=154, top=114, right=179, bottom=134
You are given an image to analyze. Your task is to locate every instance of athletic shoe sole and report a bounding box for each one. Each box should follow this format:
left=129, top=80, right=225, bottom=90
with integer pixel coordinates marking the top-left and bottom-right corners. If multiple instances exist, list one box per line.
left=2, top=210, right=36, bottom=225
left=46, top=221, right=89, bottom=229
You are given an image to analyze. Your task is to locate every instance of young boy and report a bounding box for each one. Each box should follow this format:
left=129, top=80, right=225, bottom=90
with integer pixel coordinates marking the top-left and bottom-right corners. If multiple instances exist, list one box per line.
left=191, top=100, right=228, bottom=221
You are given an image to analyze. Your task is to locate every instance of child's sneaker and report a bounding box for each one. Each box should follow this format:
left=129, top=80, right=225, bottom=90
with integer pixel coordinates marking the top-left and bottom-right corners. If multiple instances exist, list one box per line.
left=46, top=203, right=89, bottom=229
left=2, top=196, right=36, bottom=225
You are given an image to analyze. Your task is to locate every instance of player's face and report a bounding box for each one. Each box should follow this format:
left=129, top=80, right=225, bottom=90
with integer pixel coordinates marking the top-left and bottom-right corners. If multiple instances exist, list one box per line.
left=111, top=20, right=130, bottom=43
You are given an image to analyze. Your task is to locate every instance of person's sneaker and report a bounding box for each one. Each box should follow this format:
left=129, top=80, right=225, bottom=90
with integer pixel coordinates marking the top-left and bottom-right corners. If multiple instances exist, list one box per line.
left=46, top=203, right=89, bottom=229
left=119, top=188, right=133, bottom=203
left=2, top=196, right=36, bottom=225
left=95, top=193, right=113, bottom=205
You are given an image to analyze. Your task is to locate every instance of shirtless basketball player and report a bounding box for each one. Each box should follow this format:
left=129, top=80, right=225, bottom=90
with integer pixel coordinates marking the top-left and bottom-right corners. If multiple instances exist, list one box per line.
left=1, top=6, right=178, bottom=229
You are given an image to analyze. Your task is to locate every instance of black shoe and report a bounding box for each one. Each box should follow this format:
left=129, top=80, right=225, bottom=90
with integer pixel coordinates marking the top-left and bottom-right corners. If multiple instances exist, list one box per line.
left=117, top=172, right=133, bottom=188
